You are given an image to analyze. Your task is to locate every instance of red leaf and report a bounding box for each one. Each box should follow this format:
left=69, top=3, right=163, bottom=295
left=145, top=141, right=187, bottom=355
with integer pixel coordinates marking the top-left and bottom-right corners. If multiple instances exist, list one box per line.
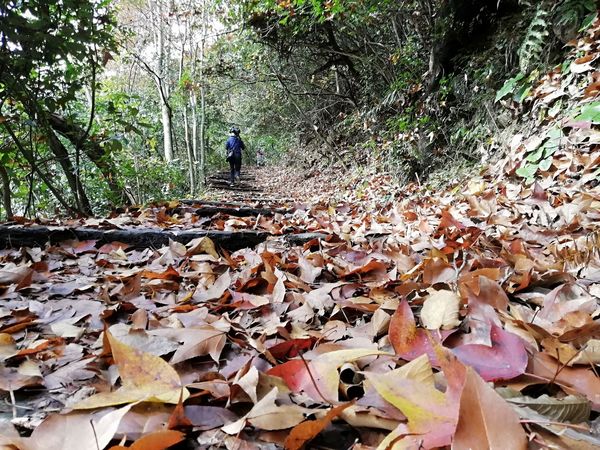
left=141, top=266, right=181, bottom=281
left=267, top=360, right=308, bottom=391
left=451, top=324, right=528, bottom=381
left=389, top=300, right=452, bottom=364
left=268, top=338, right=314, bottom=359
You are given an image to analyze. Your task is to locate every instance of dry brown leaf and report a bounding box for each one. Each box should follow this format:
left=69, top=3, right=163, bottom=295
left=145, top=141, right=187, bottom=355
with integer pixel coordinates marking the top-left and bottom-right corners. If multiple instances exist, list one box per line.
left=453, top=367, right=527, bottom=450
left=109, top=430, right=185, bottom=450
left=284, top=401, right=354, bottom=450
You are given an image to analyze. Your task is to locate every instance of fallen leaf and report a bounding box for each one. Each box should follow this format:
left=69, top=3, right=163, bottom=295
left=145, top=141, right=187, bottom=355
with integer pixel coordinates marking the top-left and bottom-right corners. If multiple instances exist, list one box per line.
left=269, top=348, right=386, bottom=401
left=530, top=352, right=600, bottom=409
left=453, top=367, right=527, bottom=450
left=141, top=266, right=181, bottom=281
left=506, top=394, right=591, bottom=423
left=420, top=289, right=461, bottom=330
left=186, top=236, right=219, bottom=258
left=452, top=324, right=528, bottom=381
left=109, top=430, right=185, bottom=450
left=222, top=387, right=307, bottom=434
left=366, top=368, right=457, bottom=448
left=149, top=325, right=227, bottom=363
left=284, top=401, right=354, bottom=450
left=73, top=332, right=188, bottom=409
left=389, top=299, right=451, bottom=364
left=193, top=270, right=230, bottom=302
left=28, top=403, right=135, bottom=450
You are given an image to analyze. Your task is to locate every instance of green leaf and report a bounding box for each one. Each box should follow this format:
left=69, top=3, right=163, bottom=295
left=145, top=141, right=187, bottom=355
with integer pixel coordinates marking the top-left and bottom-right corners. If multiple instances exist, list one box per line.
left=574, top=102, right=600, bottom=124
left=516, top=163, right=538, bottom=178
left=525, top=148, right=544, bottom=163
left=538, top=157, right=553, bottom=171
left=542, top=146, right=557, bottom=159
left=495, top=73, right=525, bottom=102
left=580, top=13, right=598, bottom=32
left=514, top=85, right=531, bottom=103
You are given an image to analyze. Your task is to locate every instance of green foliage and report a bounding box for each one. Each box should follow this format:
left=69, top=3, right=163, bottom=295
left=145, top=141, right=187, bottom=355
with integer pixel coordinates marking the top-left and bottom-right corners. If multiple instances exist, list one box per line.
left=0, top=0, right=118, bottom=215
left=573, top=101, right=600, bottom=123
left=518, top=7, right=550, bottom=73
left=115, top=152, right=189, bottom=204
left=554, top=0, right=596, bottom=31
left=0, top=0, right=115, bottom=111
left=495, top=72, right=537, bottom=103
left=516, top=128, right=564, bottom=182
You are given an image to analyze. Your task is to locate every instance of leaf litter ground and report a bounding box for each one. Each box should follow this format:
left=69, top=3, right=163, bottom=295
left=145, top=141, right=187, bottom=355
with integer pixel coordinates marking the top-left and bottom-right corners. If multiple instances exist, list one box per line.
left=2, top=22, right=600, bottom=450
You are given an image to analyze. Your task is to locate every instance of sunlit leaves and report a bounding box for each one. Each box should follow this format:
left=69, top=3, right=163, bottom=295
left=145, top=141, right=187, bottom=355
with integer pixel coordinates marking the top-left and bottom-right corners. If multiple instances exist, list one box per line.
left=73, top=332, right=188, bottom=409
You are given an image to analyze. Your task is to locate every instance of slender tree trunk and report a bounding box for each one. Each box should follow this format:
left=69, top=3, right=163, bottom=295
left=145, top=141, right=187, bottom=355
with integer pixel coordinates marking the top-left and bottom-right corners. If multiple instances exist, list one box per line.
left=190, top=41, right=199, bottom=185
left=198, top=0, right=208, bottom=183
left=43, top=123, right=92, bottom=215
left=47, top=113, right=126, bottom=205
left=190, top=90, right=198, bottom=167
left=179, top=17, right=195, bottom=194
left=183, top=107, right=195, bottom=193
left=0, top=163, right=13, bottom=220
left=160, top=101, right=174, bottom=161
left=152, top=0, right=174, bottom=162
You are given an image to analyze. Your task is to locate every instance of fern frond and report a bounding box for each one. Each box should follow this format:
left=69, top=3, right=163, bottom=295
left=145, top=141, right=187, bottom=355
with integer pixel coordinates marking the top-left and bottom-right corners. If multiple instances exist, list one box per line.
left=518, top=7, right=550, bottom=73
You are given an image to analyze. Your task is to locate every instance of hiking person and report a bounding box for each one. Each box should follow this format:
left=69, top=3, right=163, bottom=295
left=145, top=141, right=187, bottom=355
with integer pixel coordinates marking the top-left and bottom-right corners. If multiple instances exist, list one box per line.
left=225, top=126, right=245, bottom=186
left=256, top=147, right=265, bottom=167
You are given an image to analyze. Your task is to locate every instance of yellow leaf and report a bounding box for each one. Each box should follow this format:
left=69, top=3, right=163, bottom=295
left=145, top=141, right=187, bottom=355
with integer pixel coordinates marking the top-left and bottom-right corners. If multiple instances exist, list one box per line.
left=385, top=354, right=434, bottom=386
left=73, top=332, right=188, bottom=409
left=186, top=236, right=219, bottom=259
left=366, top=366, right=458, bottom=448
left=310, top=349, right=389, bottom=401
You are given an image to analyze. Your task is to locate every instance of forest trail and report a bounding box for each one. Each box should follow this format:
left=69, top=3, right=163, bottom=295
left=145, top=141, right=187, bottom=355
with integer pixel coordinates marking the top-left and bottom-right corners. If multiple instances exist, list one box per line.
left=0, top=166, right=327, bottom=253
left=203, top=166, right=299, bottom=204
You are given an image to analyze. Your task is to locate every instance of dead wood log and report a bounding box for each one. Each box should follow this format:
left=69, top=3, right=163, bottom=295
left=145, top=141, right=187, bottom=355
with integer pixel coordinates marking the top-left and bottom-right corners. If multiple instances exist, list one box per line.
left=0, top=225, right=269, bottom=251
left=0, top=225, right=329, bottom=252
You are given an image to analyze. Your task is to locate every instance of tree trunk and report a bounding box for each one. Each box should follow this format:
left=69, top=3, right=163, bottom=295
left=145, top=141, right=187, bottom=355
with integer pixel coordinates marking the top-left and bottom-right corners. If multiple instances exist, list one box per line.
left=198, top=0, right=208, bottom=184
left=180, top=15, right=195, bottom=193
left=183, top=106, right=196, bottom=193
left=0, top=163, right=13, bottom=220
left=152, top=0, right=174, bottom=162
left=45, top=126, right=93, bottom=215
left=48, top=113, right=127, bottom=205
left=160, top=99, right=174, bottom=162
left=190, top=90, right=198, bottom=171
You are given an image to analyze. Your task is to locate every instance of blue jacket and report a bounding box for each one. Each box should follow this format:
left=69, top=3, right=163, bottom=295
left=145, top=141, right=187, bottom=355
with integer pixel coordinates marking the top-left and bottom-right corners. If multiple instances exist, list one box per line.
left=226, top=135, right=245, bottom=158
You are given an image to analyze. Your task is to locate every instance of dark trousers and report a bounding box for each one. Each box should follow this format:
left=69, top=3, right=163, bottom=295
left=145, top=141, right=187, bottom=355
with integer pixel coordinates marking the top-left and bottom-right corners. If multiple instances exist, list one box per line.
left=229, top=156, right=241, bottom=183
